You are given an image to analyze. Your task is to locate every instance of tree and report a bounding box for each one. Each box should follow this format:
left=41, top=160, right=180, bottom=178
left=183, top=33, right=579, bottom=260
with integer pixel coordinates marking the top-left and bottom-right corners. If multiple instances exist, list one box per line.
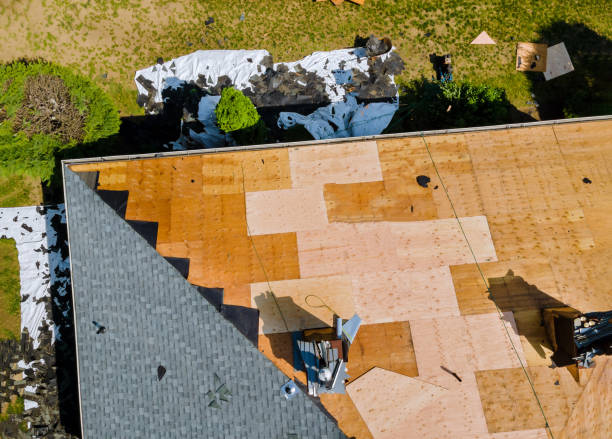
left=0, top=60, right=120, bottom=182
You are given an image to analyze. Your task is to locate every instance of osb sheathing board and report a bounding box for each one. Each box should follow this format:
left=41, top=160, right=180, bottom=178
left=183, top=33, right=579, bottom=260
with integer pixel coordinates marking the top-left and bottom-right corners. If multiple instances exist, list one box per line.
left=410, top=313, right=526, bottom=376
left=560, top=356, right=612, bottom=439
left=250, top=275, right=355, bottom=334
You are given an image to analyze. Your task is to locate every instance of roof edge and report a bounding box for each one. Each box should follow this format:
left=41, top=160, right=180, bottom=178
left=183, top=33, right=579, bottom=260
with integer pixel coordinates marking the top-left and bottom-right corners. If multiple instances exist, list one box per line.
left=61, top=165, right=86, bottom=439
left=62, top=114, right=612, bottom=166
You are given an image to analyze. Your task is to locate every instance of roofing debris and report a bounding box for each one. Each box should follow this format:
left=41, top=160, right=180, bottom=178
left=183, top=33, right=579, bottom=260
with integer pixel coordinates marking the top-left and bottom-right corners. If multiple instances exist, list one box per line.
left=516, top=42, right=548, bottom=72
left=134, top=37, right=404, bottom=149
left=0, top=206, right=78, bottom=438
left=543, top=42, right=574, bottom=80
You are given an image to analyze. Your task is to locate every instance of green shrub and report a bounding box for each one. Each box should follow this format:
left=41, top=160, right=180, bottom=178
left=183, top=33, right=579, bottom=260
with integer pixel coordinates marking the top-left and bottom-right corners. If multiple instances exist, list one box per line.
left=0, top=60, right=120, bottom=182
left=394, top=78, right=511, bottom=132
left=215, top=87, right=260, bottom=132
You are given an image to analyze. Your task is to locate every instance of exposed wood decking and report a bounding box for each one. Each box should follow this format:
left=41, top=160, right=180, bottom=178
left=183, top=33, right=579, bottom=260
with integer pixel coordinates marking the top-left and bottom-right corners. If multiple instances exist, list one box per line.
left=70, top=119, right=612, bottom=438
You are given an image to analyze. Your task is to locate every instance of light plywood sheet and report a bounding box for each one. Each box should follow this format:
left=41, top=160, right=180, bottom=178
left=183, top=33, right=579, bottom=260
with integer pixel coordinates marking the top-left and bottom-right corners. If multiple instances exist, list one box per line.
left=297, top=217, right=496, bottom=278
left=352, top=267, right=460, bottom=324
left=245, top=187, right=328, bottom=235
left=347, top=367, right=447, bottom=439
left=560, top=356, right=612, bottom=439
left=347, top=321, right=419, bottom=380
left=289, top=141, right=383, bottom=188
left=489, top=430, right=548, bottom=439
left=391, top=216, right=497, bottom=270
left=410, top=313, right=525, bottom=376
left=416, top=371, right=489, bottom=439
left=251, top=275, right=355, bottom=334
left=297, top=222, right=400, bottom=278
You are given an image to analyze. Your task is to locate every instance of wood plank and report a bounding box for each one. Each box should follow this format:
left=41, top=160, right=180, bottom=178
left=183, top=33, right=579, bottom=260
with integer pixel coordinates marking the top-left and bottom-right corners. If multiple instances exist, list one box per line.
left=251, top=275, right=355, bottom=334
left=476, top=368, right=547, bottom=433
left=560, top=356, right=612, bottom=439
left=289, top=141, right=382, bottom=188
left=346, top=367, right=447, bottom=439
left=245, top=187, right=328, bottom=235
left=347, top=321, right=419, bottom=381
left=410, top=313, right=525, bottom=376
left=352, top=267, right=460, bottom=324
left=319, top=393, right=373, bottom=439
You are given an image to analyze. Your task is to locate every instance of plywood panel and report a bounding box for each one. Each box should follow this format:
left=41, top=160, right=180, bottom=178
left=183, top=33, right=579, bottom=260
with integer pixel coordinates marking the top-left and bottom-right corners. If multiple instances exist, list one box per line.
left=245, top=187, right=328, bottom=235
left=560, top=356, right=612, bottom=439
left=489, top=430, right=549, bottom=439
left=296, top=222, right=400, bottom=278
left=346, top=367, right=447, bottom=439
left=410, top=313, right=525, bottom=376
left=416, top=371, right=489, bottom=439
left=320, top=393, right=374, bottom=439
left=391, top=216, right=497, bottom=270
left=289, top=141, right=383, bottom=188
left=352, top=267, right=460, bottom=324
left=347, top=321, right=419, bottom=381
left=526, top=366, right=583, bottom=437
left=70, top=161, right=128, bottom=190
left=451, top=259, right=562, bottom=316
left=323, top=180, right=438, bottom=223
left=297, top=217, right=496, bottom=278
left=512, top=310, right=554, bottom=367
left=201, top=148, right=291, bottom=194
left=476, top=368, right=547, bottom=433
left=251, top=275, right=355, bottom=334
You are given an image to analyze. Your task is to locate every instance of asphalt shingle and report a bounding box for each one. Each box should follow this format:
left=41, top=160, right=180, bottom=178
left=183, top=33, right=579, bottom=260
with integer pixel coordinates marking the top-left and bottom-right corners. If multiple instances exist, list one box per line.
left=63, top=167, right=346, bottom=439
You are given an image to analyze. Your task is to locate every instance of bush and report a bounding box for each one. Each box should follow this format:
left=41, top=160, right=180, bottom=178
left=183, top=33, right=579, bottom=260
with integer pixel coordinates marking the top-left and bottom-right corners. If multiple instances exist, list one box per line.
left=0, top=60, right=120, bottom=182
left=215, top=87, right=260, bottom=132
left=395, top=78, right=511, bottom=132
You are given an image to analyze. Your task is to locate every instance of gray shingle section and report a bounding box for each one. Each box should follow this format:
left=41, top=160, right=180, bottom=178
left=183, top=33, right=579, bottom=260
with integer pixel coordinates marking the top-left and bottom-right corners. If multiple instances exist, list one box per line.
left=63, top=168, right=347, bottom=439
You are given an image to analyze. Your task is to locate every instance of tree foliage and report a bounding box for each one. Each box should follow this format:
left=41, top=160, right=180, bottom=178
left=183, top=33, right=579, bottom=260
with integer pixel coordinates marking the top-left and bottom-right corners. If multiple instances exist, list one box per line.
left=0, top=60, right=120, bottom=182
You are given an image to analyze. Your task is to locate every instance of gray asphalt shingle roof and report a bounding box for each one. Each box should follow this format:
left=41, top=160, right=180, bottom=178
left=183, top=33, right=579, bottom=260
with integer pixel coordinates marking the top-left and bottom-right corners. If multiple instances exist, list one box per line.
left=63, top=167, right=346, bottom=439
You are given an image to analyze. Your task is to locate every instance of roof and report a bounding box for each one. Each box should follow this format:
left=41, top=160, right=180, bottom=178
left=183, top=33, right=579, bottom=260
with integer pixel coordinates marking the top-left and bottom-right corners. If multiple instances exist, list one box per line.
left=65, top=116, right=612, bottom=439
left=62, top=168, right=346, bottom=439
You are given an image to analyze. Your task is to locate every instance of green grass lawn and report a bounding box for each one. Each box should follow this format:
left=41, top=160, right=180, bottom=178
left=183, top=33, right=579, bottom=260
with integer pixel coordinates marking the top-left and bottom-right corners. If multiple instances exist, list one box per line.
left=0, top=238, right=20, bottom=340
left=1, top=0, right=611, bottom=115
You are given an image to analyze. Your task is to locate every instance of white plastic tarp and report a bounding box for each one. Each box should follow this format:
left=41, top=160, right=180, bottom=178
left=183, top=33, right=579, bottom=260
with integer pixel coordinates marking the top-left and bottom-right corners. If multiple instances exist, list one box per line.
left=135, top=47, right=397, bottom=105
left=0, top=206, right=69, bottom=349
left=278, top=95, right=397, bottom=140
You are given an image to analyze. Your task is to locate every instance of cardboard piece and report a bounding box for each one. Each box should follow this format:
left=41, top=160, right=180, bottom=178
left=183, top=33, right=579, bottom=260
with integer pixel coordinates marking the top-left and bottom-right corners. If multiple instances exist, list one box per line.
left=471, top=31, right=496, bottom=45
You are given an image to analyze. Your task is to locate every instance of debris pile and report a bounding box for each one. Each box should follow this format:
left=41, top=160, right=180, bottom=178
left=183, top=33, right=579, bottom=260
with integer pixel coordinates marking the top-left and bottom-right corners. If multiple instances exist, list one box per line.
left=0, top=206, right=78, bottom=437
left=133, top=36, right=404, bottom=148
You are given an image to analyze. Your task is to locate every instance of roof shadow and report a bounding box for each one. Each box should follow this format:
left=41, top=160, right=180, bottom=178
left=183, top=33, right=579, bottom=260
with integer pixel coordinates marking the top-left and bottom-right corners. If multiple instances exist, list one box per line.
left=488, top=269, right=569, bottom=365
left=253, top=292, right=331, bottom=371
